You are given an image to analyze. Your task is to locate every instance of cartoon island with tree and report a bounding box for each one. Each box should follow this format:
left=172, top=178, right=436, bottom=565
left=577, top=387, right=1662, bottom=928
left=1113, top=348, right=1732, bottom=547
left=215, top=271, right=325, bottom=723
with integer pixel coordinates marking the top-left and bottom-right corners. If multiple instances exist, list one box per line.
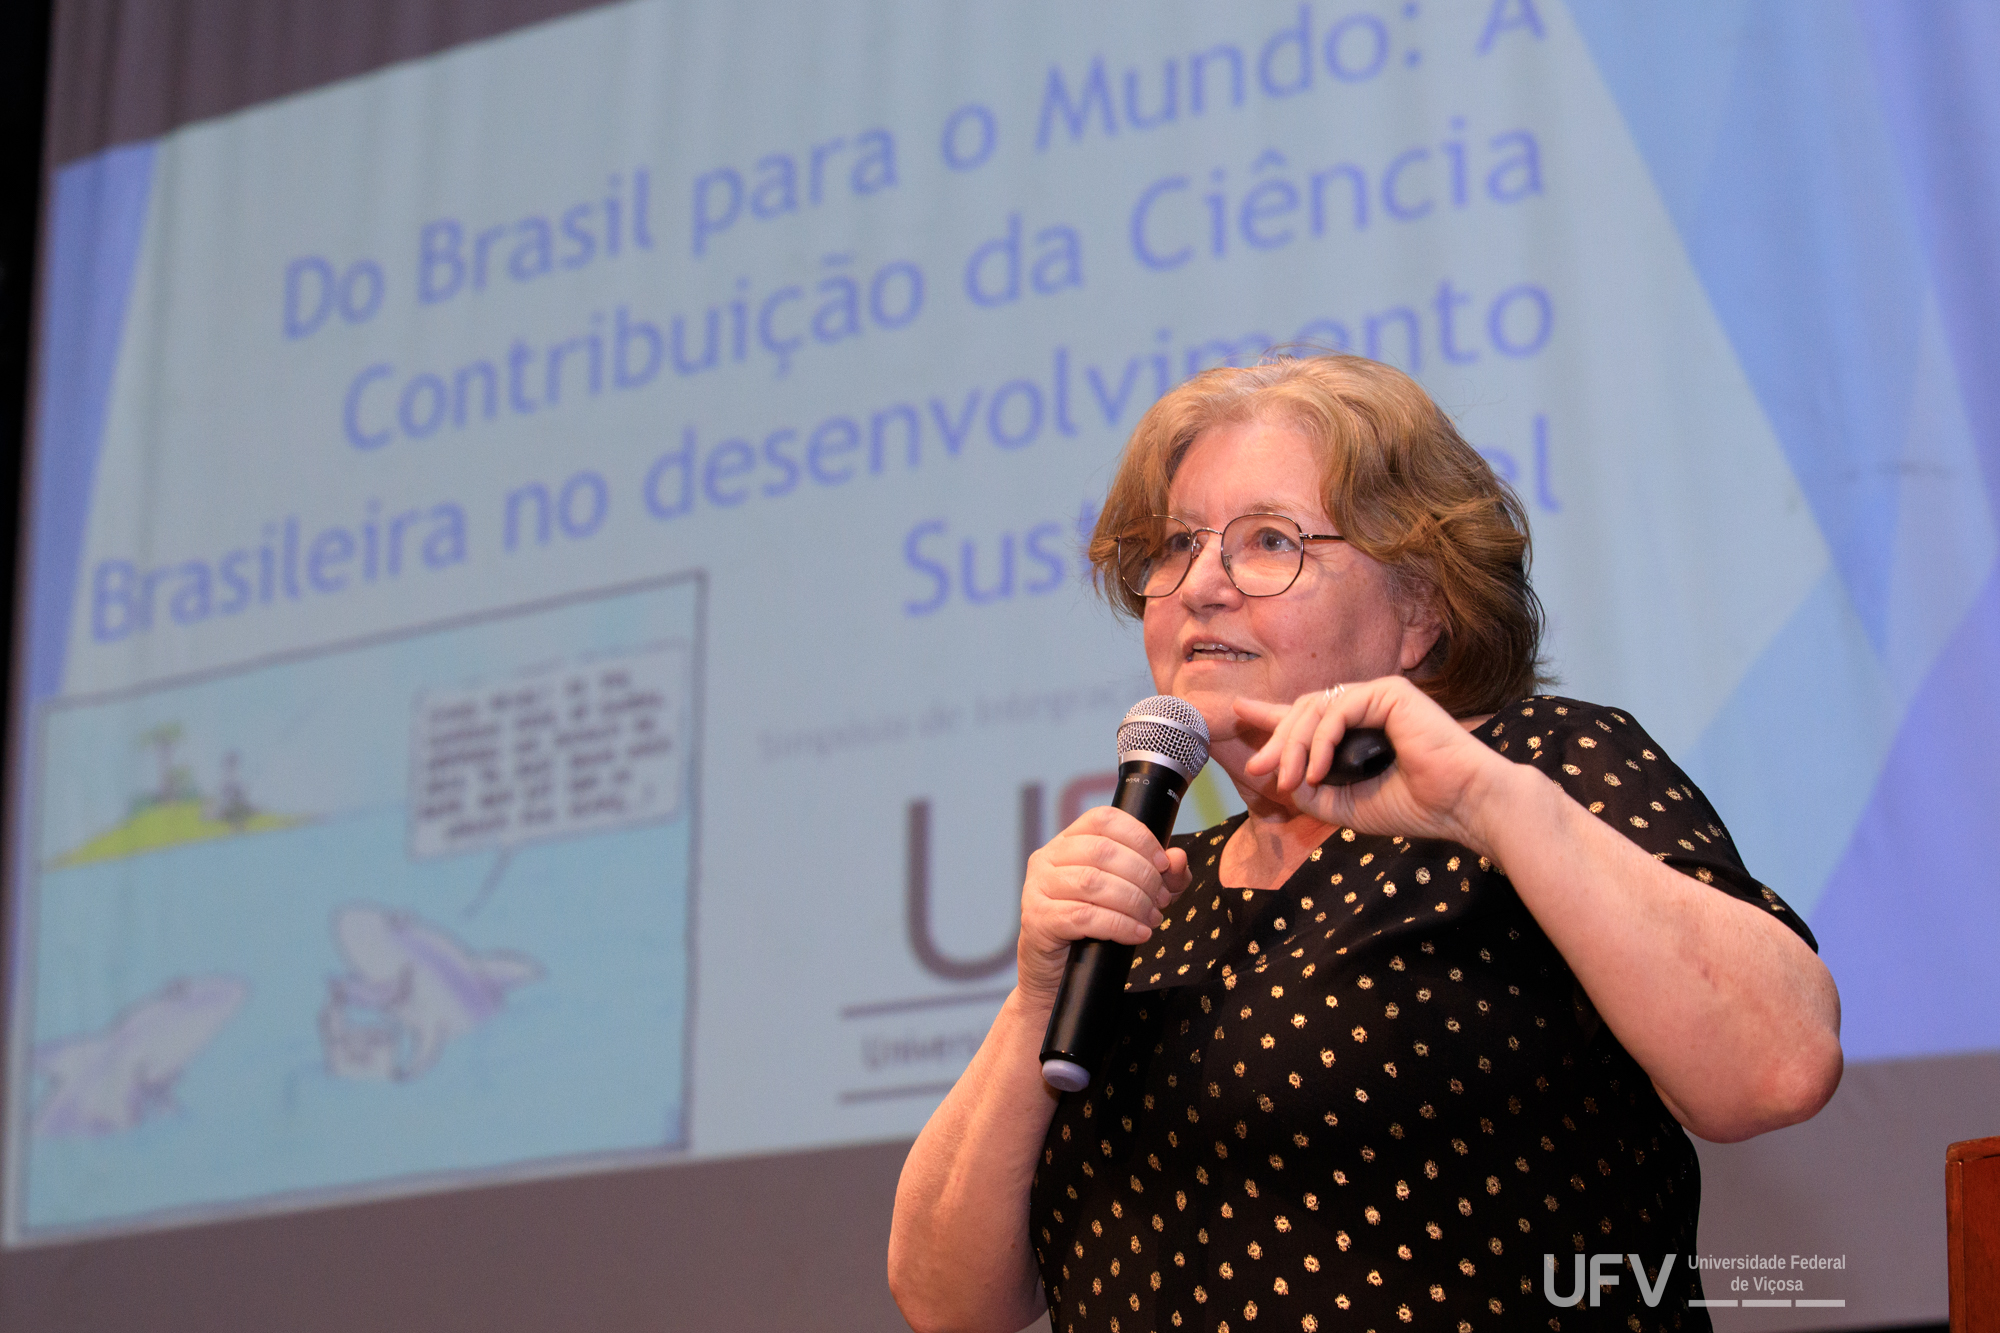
left=51, top=722, right=306, bottom=867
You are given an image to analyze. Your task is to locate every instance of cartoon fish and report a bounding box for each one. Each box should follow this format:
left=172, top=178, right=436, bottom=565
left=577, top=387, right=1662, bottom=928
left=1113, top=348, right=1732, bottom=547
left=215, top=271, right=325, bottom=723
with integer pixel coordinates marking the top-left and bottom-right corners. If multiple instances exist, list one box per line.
left=320, top=904, right=543, bottom=1081
left=32, top=975, right=250, bottom=1138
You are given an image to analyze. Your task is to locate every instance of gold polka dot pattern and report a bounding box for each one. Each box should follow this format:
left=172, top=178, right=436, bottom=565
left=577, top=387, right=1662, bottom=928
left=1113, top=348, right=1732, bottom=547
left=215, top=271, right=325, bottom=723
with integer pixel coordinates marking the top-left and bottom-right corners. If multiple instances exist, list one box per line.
left=1030, top=698, right=1813, bottom=1332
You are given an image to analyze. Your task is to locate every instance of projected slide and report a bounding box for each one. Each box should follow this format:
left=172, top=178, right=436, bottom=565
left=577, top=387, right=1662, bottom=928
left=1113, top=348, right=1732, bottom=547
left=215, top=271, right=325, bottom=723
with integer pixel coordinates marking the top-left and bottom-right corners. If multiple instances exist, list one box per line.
left=8, top=576, right=700, bottom=1239
left=14, top=0, right=2000, bottom=1246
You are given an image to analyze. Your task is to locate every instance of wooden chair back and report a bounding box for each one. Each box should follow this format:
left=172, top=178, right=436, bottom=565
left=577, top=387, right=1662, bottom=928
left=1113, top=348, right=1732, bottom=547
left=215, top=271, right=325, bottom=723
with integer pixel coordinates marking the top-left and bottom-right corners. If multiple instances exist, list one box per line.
left=1949, top=1135, right=2000, bottom=1331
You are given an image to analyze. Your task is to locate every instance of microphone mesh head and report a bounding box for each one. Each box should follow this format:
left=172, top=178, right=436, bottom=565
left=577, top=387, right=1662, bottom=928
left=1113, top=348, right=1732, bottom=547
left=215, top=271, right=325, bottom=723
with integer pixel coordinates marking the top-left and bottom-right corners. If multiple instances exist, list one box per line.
left=1117, top=695, right=1211, bottom=779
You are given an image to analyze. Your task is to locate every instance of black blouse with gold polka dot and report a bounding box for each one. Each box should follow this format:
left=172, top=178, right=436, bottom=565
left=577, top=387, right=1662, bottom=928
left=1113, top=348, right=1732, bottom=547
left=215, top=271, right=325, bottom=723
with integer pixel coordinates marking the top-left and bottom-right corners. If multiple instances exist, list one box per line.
left=1030, top=698, right=1816, bottom=1333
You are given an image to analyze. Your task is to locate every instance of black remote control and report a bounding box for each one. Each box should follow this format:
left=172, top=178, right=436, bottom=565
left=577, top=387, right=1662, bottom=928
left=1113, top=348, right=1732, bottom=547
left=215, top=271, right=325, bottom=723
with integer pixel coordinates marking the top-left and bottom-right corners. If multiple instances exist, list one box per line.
left=1325, top=728, right=1395, bottom=785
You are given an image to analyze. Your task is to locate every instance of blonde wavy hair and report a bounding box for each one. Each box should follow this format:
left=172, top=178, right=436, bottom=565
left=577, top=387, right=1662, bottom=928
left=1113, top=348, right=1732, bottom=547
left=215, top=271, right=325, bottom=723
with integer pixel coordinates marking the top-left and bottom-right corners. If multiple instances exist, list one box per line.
left=1090, top=354, right=1549, bottom=717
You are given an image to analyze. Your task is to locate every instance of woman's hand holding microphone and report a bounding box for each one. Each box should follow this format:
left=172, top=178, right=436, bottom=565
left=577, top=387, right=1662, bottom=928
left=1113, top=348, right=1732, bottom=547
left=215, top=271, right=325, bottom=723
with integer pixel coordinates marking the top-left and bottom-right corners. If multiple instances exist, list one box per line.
left=1014, top=806, right=1192, bottom=1007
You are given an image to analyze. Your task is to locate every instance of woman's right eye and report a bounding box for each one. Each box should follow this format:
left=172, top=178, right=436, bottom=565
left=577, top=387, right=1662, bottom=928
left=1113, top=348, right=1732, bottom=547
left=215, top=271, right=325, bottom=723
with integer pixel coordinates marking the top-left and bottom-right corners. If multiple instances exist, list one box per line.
left=1162, top=532, right=1197, bottom=556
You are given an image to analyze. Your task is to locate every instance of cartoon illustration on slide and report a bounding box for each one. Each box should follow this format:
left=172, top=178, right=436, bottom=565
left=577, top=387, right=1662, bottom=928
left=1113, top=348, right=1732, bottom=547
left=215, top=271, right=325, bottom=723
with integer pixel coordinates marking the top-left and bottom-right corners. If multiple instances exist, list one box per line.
left=319, top=904, right=544, bottom=1082
left=31, top=976, right=250, bottom=1139
left=12, top=575, right=701, bottom=1242
left=50, top=722, right=306, bottom=868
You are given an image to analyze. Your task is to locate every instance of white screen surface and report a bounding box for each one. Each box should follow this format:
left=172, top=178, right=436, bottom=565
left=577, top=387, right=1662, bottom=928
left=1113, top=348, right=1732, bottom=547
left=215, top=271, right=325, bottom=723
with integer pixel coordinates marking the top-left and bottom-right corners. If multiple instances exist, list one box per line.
left=11, top=0, right=1996, bottom=1252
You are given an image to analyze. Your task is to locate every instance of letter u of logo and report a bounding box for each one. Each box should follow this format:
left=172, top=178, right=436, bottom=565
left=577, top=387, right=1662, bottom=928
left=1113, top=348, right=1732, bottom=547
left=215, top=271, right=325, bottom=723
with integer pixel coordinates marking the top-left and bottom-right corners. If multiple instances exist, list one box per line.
left=1543, top=1253, right=1585, bottom=1307
left=904, top=785, right=1038, bottom=980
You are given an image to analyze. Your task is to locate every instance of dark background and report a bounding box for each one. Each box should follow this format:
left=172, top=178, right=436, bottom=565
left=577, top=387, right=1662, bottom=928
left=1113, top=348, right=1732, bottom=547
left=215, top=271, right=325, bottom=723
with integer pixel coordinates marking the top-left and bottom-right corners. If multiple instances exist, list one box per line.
left=0, top=0, right=51, bottom=647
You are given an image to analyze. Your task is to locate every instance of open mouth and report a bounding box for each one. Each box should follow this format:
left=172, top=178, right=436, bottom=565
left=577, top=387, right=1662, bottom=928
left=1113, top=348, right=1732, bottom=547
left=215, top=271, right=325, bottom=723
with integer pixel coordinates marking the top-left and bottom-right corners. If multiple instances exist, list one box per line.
left=1186, top=641, right=1259, bottom=663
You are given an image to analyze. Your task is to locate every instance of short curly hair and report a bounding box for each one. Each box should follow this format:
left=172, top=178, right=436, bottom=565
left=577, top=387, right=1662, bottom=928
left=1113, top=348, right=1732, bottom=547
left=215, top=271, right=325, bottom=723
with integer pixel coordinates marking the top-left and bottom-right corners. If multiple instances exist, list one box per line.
left=1090, top=354, right=1549, bottom=717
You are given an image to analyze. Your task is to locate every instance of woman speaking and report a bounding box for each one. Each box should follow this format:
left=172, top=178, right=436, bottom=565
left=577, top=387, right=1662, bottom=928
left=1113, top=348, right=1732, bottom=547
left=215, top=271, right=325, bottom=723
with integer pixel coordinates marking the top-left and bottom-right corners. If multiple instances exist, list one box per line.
left=887, top=354, right=1841, bottom=1333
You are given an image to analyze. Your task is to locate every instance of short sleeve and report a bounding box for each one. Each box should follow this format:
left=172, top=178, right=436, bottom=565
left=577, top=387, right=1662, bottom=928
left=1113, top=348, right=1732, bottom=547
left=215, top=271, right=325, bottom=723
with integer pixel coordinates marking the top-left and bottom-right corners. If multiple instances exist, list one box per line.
left=1495, top=698, right=1818, bottom=952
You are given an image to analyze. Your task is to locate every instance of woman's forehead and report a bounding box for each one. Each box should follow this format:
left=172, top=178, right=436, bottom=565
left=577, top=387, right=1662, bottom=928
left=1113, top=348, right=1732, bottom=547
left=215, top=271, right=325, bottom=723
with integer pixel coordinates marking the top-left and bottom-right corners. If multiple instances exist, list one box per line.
left=1168, top=420, right=1329, bottom=518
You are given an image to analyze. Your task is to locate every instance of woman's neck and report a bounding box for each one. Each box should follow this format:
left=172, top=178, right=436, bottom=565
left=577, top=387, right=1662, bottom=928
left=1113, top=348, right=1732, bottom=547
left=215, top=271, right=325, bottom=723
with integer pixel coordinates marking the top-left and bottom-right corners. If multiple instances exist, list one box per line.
left=1219, top=796, right=1336, bottom=891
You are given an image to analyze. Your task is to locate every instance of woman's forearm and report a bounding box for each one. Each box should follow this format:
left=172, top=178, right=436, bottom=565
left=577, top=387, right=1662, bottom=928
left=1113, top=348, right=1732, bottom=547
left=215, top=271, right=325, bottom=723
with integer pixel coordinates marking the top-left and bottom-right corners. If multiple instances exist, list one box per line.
left=893, top=804, right=1189, bottom=1330
left=889, top=987, right=1064, bottom=1333
left=1465, top=761, right=1842, bottom=1142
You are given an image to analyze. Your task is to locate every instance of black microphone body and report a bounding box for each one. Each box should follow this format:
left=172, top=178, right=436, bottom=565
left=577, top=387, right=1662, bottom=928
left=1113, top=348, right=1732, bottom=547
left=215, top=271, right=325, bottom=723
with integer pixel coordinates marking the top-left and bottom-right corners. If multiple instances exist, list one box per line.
left=1040, top=696, right=1210, bottom=1092
left=1037, top=759, right=1189, bottom=1090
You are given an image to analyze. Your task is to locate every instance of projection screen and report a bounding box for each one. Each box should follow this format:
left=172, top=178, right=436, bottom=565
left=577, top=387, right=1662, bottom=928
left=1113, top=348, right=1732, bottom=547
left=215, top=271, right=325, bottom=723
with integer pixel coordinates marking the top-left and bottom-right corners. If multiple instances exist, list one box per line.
left=6, top=1, right=1999, bottom=1328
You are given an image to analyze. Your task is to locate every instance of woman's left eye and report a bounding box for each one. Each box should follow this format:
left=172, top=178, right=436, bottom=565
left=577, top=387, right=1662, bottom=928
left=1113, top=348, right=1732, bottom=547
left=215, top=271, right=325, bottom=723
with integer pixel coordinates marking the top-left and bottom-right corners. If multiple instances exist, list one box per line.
left=1250, top=526, right=1301, bottom=553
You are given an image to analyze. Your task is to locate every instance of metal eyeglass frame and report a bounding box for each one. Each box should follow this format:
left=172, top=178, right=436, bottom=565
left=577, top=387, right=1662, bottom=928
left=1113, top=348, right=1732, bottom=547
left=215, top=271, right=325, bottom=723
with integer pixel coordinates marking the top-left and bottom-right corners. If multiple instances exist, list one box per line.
left=1119, top=512, right=1346, bottom=599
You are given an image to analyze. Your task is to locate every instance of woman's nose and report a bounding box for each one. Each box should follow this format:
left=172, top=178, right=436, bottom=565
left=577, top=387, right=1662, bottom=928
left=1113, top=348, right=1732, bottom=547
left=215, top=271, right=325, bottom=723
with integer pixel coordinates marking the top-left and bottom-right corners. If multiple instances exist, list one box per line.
left=1180, top=530, right=1240, bottom=601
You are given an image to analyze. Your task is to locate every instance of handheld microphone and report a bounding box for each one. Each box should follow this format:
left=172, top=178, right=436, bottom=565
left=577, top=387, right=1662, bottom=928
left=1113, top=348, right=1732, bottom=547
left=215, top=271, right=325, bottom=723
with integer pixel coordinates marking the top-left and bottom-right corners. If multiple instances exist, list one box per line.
left=1039, top=696, right=1210, bottom=1092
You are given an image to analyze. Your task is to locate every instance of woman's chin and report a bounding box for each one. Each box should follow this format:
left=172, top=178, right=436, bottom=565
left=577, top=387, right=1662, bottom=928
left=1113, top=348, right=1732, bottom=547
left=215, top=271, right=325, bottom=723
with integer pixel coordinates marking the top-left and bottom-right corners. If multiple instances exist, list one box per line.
left=1166, top=683, right=1255, bottom=746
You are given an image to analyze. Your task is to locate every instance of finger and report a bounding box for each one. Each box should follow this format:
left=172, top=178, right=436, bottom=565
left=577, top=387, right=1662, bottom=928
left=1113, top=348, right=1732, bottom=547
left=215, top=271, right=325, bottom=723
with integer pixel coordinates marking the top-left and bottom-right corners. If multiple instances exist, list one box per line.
left=1048, top=898, right=1154, bottom=946
left=1276, top=712, right=1310, bottom=791
left=1276, top=694, right=1330, bottom=793
left=1231, top=697, right=1292, bottom=728
left=1240, top=698, right=1303, bottom=778
left=1023, top=890, right=1154, bottom=951
left=1040, top=864, right=1165, bottom=929
left=1068, top=803, right=1168, bottom=861
left=1289, top=780, right=1349, bottom=830
left=1049, top=833, right=1172, bottom=904
left=1301, top=697, right=1353, bottom=788
left=1232, top=698, right=1292, bottom=774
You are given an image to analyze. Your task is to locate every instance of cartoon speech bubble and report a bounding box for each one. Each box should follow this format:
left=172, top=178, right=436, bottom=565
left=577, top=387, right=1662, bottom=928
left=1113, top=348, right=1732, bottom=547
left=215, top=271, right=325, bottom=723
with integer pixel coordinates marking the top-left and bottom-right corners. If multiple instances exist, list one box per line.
left=409, top=642, right=691, bottom=865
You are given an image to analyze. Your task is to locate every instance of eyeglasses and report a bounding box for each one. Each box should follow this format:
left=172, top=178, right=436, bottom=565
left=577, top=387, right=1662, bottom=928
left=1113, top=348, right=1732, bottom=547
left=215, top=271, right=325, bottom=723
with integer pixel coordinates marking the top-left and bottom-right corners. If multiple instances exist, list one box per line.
left=1116, top=513, right=1346, bottom=599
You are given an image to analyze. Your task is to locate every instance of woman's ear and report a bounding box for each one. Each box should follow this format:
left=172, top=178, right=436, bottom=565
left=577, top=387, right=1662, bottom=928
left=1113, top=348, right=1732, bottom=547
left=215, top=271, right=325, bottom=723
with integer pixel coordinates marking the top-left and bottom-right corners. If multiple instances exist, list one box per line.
left=1397, top=595, right=1445, bottom=675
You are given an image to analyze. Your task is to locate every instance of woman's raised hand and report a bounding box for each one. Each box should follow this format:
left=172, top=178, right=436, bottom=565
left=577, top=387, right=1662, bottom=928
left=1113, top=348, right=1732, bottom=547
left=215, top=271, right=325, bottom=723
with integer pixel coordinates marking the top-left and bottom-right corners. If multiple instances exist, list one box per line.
left=1016, top=806, right=1192, bottom=1007
left=1234, top=676, right=1515, bottom=853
